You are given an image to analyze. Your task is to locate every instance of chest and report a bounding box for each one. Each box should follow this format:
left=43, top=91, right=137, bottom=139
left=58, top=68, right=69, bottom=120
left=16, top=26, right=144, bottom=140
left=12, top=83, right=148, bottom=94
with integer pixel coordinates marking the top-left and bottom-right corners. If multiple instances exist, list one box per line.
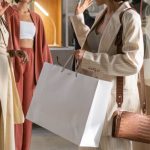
left=95, top=13, right=113, bottom=35
left=19, top=12, right=32, bottom=22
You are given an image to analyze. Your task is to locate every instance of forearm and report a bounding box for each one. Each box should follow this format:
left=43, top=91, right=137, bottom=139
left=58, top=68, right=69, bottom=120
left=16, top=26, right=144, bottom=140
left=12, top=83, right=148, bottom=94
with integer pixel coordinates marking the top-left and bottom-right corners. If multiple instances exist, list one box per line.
left=81, top=50, right=143, bottom=76
left=70, top=13, right=90, bottom=47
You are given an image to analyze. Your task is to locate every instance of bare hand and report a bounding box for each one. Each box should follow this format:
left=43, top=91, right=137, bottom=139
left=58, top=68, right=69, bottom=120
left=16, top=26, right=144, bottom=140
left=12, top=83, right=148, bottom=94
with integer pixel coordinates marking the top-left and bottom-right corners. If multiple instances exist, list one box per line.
left=16, top=50, right=29, bottom=64
left=75, top=0, right=93, bottom=15
left=0, top=1, right=10, bottom=16
left=74, top=49, right=85, bottom=60
left=7, top=50, right=17, bottom=57
left=8, top=50, right=29, bottom=63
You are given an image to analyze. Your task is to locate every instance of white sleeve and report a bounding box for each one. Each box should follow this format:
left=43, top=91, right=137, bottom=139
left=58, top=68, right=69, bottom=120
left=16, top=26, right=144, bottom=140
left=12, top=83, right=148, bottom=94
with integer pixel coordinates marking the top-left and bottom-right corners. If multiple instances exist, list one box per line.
left=80, top=10, right=144, bottom=76
left=70, top=13, right=90, bottom=48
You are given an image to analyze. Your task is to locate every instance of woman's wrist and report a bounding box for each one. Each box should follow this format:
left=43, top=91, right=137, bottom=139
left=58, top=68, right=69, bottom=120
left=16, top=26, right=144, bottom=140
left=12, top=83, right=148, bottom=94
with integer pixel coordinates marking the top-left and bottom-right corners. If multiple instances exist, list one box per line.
left=7, top=50, right=17, bottom=57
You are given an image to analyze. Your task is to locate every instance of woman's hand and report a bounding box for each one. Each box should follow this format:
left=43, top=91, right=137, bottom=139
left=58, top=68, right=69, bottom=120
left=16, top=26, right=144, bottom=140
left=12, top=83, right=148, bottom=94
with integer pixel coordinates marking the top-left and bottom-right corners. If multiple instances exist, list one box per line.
left=15, top=50, right=29, bottom=64
left=7, top=50, right=17, bottom=57
left=0, top=1, right=10, bottom=16
left=8, top=50, right=29, bottom=63
left=74, top=49, right=85, bottom=61
left=75, top=0, right=93, bottom=15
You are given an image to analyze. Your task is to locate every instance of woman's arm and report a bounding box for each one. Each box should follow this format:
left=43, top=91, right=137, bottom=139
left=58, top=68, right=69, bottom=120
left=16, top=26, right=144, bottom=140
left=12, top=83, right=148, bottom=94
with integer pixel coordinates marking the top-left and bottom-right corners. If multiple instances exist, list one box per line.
left=70, top=14, right=90, bottom=48
left=37, top=15, right=53, bottom=64
left=7, top=50, right=29, bottom=63
left=70, top=0, right=93, bottom=47
left=76, top=10, right=144, bottom=76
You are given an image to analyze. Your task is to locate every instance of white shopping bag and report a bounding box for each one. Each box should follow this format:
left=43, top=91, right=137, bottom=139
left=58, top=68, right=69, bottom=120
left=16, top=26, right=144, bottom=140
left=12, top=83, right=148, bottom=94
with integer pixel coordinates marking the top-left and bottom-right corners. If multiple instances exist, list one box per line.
left=27, top=62, right=112, bottom=147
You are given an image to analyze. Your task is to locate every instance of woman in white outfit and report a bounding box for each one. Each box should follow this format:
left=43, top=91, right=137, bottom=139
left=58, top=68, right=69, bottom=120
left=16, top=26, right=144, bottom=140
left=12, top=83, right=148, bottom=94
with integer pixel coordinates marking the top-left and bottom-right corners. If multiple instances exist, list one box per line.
left=70, top=0, right=144, bottom=149
left=0, top=0, right=27, bottom=149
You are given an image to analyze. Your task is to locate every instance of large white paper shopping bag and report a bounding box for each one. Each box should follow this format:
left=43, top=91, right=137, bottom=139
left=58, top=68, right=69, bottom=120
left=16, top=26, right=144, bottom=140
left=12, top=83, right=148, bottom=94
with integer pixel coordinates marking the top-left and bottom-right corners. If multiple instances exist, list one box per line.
left=27, top=63, right=112, bottom=147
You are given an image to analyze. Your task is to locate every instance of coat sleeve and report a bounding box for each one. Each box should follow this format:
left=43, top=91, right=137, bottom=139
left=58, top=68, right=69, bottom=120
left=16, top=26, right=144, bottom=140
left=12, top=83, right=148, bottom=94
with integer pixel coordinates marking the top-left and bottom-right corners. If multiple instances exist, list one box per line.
left=70, top=13, right=90, bottom=48
left=38, top=17, right=53, bottom=64
left=80, top=10, right=144, bottom=76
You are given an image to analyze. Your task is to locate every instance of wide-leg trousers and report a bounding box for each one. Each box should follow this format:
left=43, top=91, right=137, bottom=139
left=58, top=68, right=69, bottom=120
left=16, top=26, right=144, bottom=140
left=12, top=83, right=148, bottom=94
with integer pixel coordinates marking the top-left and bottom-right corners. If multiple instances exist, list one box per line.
left=15, top=48, right=35, bottom=150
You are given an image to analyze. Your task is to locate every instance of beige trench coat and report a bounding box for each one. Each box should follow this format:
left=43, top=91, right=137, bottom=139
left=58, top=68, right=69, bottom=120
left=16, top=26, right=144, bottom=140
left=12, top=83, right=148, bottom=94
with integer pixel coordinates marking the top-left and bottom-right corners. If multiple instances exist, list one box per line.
left=70, top=2, right=144, bottom=150
left=0, top=16, right=24, bottom=150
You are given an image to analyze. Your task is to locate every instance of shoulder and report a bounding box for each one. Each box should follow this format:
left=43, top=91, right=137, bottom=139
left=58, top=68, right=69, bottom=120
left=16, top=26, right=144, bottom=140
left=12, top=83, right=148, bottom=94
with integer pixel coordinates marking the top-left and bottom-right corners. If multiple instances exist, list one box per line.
left=29, top=10, right=44, bottom=26
left=5, top=5, right=16, bottom=17
left=30, top=10, right=42, bottom=20
left=122, top=9, right=141, bottom=24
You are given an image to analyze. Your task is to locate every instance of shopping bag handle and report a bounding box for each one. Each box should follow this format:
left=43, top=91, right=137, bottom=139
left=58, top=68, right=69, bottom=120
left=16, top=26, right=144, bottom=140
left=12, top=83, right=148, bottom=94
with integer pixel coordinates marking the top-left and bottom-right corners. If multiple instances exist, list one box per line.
left=61, top=54, right=79, bottom=77
left=61, top=54, right=74, bottom=72
left=56, top=55, right=73, bottom=68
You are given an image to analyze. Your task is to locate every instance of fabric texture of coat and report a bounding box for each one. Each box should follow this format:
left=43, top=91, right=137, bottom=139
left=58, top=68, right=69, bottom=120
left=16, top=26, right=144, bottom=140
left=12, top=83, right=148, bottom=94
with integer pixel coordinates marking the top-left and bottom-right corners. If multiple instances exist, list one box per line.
left=0, top=15, right=24, bottom=150
left=70, top=2, right=144, bottom=150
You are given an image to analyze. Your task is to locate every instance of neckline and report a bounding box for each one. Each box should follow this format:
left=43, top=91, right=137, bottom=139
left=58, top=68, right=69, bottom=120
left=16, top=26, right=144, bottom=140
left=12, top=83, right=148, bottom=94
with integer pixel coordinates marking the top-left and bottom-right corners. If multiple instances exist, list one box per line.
left=20, top=20, right=33, bottom=23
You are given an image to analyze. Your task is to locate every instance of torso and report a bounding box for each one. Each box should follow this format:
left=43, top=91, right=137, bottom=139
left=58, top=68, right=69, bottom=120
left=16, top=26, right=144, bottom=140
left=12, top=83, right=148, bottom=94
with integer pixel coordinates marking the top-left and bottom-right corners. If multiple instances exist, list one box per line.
left=86, top=29, right=101, bottom=52
left=95, top=11, right=113, bottom=35
left=19, top=10, right=34, bottom=48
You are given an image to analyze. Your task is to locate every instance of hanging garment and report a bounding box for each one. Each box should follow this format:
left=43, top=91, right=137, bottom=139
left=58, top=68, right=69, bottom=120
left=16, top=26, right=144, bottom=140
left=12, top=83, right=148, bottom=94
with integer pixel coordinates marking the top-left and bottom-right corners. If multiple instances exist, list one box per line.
left=0, top=16, right=24, bottom=150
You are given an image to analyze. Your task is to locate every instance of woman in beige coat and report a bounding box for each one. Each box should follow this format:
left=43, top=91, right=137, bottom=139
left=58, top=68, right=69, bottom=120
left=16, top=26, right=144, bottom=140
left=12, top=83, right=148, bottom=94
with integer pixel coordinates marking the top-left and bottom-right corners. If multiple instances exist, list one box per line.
left=0, top=1, right=27, bottom=149
left=70, top=0, right=144, bottom=149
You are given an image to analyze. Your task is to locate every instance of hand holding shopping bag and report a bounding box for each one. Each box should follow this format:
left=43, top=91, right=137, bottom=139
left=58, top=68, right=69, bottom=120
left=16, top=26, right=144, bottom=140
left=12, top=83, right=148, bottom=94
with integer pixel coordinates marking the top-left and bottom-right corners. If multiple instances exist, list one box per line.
left=27, top=55, right=112, bottom=147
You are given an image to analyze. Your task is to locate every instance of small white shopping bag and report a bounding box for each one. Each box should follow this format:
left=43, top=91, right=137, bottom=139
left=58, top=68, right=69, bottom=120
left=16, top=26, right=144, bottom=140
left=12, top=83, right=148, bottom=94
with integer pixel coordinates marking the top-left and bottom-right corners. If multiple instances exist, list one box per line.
left=27, top=62, right=112, bottom=147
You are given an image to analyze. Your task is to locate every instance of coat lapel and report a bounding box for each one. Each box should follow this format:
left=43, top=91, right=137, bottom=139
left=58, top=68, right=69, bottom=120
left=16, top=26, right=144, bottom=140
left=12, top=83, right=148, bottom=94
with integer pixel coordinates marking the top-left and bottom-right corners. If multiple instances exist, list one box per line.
left=82, top=7, right=106, bottom=49
left=90, top=7, right=107, bottom=32
left=98, top=2, right=131, bottom=53
left=98, top=11, right=121, bottom=53
left=29, top=10, right=37, bottom=26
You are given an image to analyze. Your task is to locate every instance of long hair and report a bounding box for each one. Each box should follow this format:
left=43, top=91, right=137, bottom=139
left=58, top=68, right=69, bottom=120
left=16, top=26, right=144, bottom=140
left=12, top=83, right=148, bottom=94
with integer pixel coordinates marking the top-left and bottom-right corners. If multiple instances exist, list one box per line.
left=13, top=0, right=33, bottom=3
left=14, top=0, right=20, bottom=3
left=113, top=0, right=129, bottom=2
